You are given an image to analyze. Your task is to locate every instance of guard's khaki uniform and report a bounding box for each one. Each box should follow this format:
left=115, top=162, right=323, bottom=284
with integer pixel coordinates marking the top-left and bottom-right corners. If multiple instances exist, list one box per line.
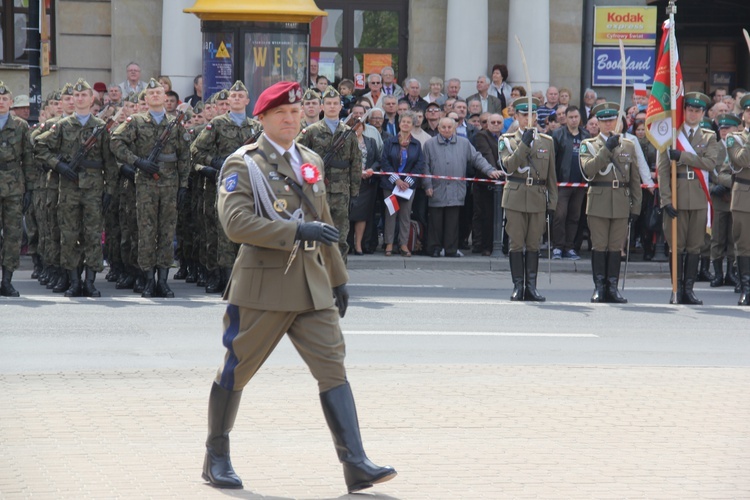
left=709, top=139, right=736, bottom=286
left=727, top=127, right=750, bottom=305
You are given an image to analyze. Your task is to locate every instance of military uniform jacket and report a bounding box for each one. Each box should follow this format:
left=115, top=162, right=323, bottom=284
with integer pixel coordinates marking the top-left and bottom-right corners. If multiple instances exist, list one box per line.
left=710, top=140, right=733, bottom=211
left=34, top=115, right=118, bottom=195
left=0, top=114, right=33, bottom=197
left=296, top=120, right=361, bottom=197
left=110, top=112, right=190, bottom=188
left=579, top=134, right=641, bottom=219
left=657, top=126, right=721, bottom=210
left=727, top=129, right=750, bottom=213
left=218, top=135, right=348, bottom=312
left=498, top=129, right=558, bottom=213
left=190, top=112, right=262, bottom=167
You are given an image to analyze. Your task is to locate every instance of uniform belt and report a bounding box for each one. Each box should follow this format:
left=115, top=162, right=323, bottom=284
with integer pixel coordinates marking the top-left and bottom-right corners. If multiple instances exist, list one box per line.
left=677, top=172, right=697, bottom=180
left=734, top=176, right=750, bottom=186
left=589, top=180, right=625, bottom=189
left=157, top=153, right=178, bottom=162
left=0, top=161, right=20, bottom=171
left=507, top=176, right=546, bottom=186
left=80, top=159, right=104, bottom=169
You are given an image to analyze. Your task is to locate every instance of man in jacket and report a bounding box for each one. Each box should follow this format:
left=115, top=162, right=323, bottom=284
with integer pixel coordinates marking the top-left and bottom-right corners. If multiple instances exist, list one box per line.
left=473, top=113, right=505, bottom=255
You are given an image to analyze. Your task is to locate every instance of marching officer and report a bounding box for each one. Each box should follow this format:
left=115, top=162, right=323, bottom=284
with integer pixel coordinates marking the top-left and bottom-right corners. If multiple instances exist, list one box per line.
left=727, top=94, right=750, bottom=305
left=110, top=78, right=190, bottom=298
left=297, top=86, right=361, bottom=259
left=579, top=102, right=641, bottom=303
left=202, top=80, right=396, bottom=493
left=0, top=81, right=34, bottom=297
left=498, top=97, right=558, bottom=301
left=35, top=79, right=118, bottom=297
left=191, top=81, right=262, bottom=293
left=709, top=113, right=740, bottom=288
left=657, top=92, right=722, bottom=305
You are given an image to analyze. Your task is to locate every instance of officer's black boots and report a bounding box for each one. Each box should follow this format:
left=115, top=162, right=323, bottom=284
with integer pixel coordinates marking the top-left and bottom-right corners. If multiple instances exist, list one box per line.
left=155, top=268, right=174, bottom=298
left=185, top=261, right=197, bottom=283
left=141, top=268, right=156, bottom=298
left=133, top=269, right=147, bottom=294
left=509, top=251, right=525, bottom=301
left=203, top=382, right=243, bottom=489
left=696, top=256, right=712, bottom=282
left=725, top=257, right=739, bottom=288
left=523, top=251, right=546, bottom=302
left=319, top=382, right=397, bottom=493
left=605, top=251, right=627, bottom=303
left=710, top=259, right=725, bottom=287
left=0, top=267, right=20, bottom=297
left=737, top=256, right=750, bottom=306
left=82, top=267, right=101, bottom=297
left=669, top=253, right=684, bottom=304
left=64, top=269, right=82, bottom=297
left=205, top=268, right=223, bottom=294
left=173, top=260, right=188, bottom=280
left=590, top=251, right=607, bottom=303
left=51, top=267, right=69, bottom=292
left=116, top=266, right=136, bottom=289
left=30, top=254, right=43, bottom=280
left=682, top=253, right=703, bottom=305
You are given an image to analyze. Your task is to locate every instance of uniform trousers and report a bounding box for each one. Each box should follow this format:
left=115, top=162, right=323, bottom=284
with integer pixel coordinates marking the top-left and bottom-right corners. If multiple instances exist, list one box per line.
left=733, top=211, right=750, bottom=256
left=663, top=208, right=707, bottom=254
left=33, top=188, right=47, bottom=262
left=204, top=181, right=219, bottom=271
left=119, top=179, right=138, bottom=268
left=328, top=191, right=351, bottom=257
left=45, top=174, right=61, bottom=267
left=505, top=209, right=545, bottom=252
left=588, top=215, right=628, bottom=252
left=135, top=176, right=178, bottom=270
left=710, top=208, right=734, bottom=260
left=553, top=187, right=586, bottom=251
left=58, top=185, right=103, bottom=271
left=0, top=194, right=22, bottom=270
left=216, top=304, right=347, bottom=393
left=428, top=205, right=460, bottom=255
left=25, top=195, right=38, bottom=255
left=104, top=181, right=122, bottom=266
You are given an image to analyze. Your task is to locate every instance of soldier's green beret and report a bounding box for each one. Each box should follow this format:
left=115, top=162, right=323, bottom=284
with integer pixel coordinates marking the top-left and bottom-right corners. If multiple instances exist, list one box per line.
left=716, top=113, right=741, bottom=128
left=321, top=86, right=340, bottom=99
left=302, top=88, right=321, bottom=102
left=0, top=81, right=9, bottom=95
left=216, top=90, right=229, bottom=101
left=74, top=78, right=92, bottom=92
left=592, top=102, right=620, bottom=120
left=61, top=83, right=75, bottom=96
left=740, top=94, right=750, bottom=110
left=699, top=118, right=713, bottom=130
left=514, top=97, right=540, bottom=114
left=127, top=92, right=139, bottom=104
left=230, top=80, right=247, bottom=93
left=684, top=92, right=710, bottom=109
left=146, top=78, right=162, bottom=90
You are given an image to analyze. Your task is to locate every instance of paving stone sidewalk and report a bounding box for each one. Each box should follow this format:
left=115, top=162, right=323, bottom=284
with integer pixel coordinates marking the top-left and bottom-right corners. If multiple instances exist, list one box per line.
left=1, top=365, right=748, bottom=499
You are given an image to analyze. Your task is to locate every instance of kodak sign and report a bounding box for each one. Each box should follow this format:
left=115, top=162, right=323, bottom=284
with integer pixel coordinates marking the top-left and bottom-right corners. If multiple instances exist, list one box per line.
left=594, top=6, right=657, bottom=46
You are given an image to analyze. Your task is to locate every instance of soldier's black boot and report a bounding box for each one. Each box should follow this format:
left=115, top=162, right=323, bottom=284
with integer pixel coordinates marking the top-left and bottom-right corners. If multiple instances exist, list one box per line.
left=0, top=267, right=20, bottom=297
left=82, top=267, right=101, bottom=298
left=116, top=266, right=135, bottom=289
left=30, top=254, right=43, bottom=280
left=320, top=382, right=397, bottom=493
left=141, top=268, right=156, bottom=298
left=605, top=251, right=627, bottom=304
left=696, top=256, right=712, bottom=282
left=737, top=256, right=750, bottom=306
left=202, top=382, right=243, bottom=489
left=523, top=251, right=546, bottom=302
left=38, top=265, right=51, bottom=285
left=53, top=268, right=70, bottom=293
left=205, top=268, right=222, bottom=294
left=197, top=264, right=207, bottom=287
left=682, top=253, right=703, bottom=305
left=64, top=269, right=82, bottom=297
left=105, top=262, right=122, bottom=282
left=155, top=268, right=175, bottom=298
left=509, top=251, right=525, bottom=301
left=48, top=266, right=62, bottom=290
left=710, top=259, right=725, bottom=287
left=185, top=260, right=197, bottom=283
left=725, top=257, right=739, bottom=288
left=590, top=251, right=607, bottom=303
left=174, top=260, right=188, bottom=280
left=133, top=268, right=147, bottom=294
left=669, top=253, right=685, bottom=304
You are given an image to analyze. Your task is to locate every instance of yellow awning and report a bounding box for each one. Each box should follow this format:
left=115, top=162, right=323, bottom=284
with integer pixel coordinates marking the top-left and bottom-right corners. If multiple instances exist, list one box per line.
left=184, top=0, right=327, bottom=23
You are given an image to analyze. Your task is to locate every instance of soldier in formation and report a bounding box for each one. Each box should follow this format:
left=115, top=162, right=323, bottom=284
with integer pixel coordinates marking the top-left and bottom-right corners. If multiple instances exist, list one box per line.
left=727, top=94, right=750, bottom=305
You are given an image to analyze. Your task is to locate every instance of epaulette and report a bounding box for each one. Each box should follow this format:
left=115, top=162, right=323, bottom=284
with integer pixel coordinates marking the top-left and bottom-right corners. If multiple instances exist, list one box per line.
left=538, top=132, right=552, bottom=141
left=620, top=136, right=634, bottom=144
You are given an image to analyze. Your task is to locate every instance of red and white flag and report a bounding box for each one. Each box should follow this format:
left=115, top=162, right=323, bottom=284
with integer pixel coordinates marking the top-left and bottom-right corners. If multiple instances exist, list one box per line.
left=384, top=194, right=400, bottom=216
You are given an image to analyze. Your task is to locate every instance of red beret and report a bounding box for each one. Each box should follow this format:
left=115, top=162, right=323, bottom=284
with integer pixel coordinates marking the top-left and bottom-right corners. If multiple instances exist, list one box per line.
left=93, top=82, right=107, bottom=93
left=253, top=81, right=303, bottom=116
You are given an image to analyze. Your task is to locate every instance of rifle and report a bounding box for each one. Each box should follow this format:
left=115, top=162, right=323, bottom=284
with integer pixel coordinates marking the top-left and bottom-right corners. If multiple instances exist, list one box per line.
left=63, top=107, right=123, bottom=182
left=243, top=127, right=263, bottom=146
left=321, top=115, right=363, bottom=168
left=146, top=110, right=187, bottom=180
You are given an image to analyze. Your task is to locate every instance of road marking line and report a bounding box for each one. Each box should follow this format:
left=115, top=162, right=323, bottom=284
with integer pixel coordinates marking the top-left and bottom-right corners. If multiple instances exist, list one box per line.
left=349, top=283, right=445, bottom=288
left=344, top=330, right=597, bottom=338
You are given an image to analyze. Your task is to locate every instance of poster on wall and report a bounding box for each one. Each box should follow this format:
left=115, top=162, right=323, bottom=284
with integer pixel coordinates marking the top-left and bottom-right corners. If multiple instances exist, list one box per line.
left=203, top=32, right=235, bottom=101
left=244, top=31, right=308, bottom=107
left=594, top=6, right=657, bottom=46
left=363, top=54, right=392, bottom=75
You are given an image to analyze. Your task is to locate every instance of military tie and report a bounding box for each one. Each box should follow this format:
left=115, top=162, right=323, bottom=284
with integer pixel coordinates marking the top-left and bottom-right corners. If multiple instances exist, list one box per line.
left=283, top=151, right=302, bottom=184
left=688, top=128, right=694, bottom=143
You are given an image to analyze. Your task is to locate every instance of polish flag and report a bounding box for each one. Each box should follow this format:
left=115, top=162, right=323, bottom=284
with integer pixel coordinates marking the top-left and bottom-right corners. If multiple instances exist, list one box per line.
left=384, top=194, right=400, bottom=215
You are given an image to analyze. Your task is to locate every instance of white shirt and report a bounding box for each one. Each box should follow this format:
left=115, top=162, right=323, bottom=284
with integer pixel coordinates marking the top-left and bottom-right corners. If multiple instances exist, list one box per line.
left=683, top=124, right=697, bottom=140
left=264, top=135, right=303, bottom=184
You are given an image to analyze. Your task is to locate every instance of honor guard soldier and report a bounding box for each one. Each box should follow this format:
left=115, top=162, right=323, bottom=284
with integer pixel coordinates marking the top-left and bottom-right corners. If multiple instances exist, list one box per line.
left=35, top=79, right=118, bottom=297
left=191, top=81, right=262, bottom=293
left=297, top=86, right=361, bottom=258
left=202, top=81, right=396, bottom=492
left=709, top=113, right=741, bottom=289
left=111, top=78, right=190, bottom=298
left=579, top=102, right=641, bottom=303
left=498, top=97, right=558, bottom=301
left=0, top=81, right=33, bottom=297
left=726, top=94, right=750, bottom=305
left=301, top=87, right=322, bottom=129
left=657, top=92, right=722, bottom=304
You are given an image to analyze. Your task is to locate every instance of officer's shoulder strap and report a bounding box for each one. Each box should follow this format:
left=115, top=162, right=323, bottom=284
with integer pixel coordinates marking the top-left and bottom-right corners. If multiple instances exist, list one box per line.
left=537, top=132, right=552, bottom=141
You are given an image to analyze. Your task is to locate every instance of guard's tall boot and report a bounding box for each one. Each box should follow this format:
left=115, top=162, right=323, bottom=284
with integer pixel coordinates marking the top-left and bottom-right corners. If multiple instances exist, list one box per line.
left=82, top=267, right=101, bottom=297
left=64, top=269, right=82, bottom=297
left=173, top=260, right=188, bottom=280
left=668, top=253, right=684, bottom=304
left=725, top=257, right=739, bottom=288
left=38, top=265, right=52, bottom=285
left=590, top=250, right=607, bottom=303
left=185, top=260, right=197, bottom=283
left=52, top=267, right=70, bottom=293
left=116, top=266, right=135, bottom=289
left=197, top=264, right=207, bottom=287
left=0, top=267, right=20, bottom=297
left=523, top=251, right=546, bottom=302
left=155, top=267, right=174, bottom=298
left=696, top=256, right=713, bottom=282
left=710, top=259, right=725, bottom=287
left=737, top=256, right=750, bottom=306
left=605, top=251, right=627, bottom=303
left=133, top=268, right=147, bottom=294
left=141, top=268, right=156, bottom=298
left=682, top=253, right=703, bottom=305
left=509, top=251, right=525, bottom=301
left=205, top=268, right=222, bottom=294
left=320, top=383, right=397, bottom=493
left=30, top=254, right=43, bottom=280
left=202, top=382, right=243, bottom=489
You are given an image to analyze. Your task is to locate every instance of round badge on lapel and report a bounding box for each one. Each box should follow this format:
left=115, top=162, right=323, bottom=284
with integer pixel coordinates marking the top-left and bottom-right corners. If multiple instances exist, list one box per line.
left=273, top=199, right=287, bottom=212
left=312, top=184, right=319, bottom=193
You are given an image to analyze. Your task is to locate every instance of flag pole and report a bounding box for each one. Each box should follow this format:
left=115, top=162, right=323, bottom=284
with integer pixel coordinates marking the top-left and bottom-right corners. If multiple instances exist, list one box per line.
left=668, top=0, right=679, bottom=302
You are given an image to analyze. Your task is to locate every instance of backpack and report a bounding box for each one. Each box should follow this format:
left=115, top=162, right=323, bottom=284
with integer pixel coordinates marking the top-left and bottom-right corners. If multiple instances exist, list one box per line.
left=407, top=220, right=424, bottom=253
